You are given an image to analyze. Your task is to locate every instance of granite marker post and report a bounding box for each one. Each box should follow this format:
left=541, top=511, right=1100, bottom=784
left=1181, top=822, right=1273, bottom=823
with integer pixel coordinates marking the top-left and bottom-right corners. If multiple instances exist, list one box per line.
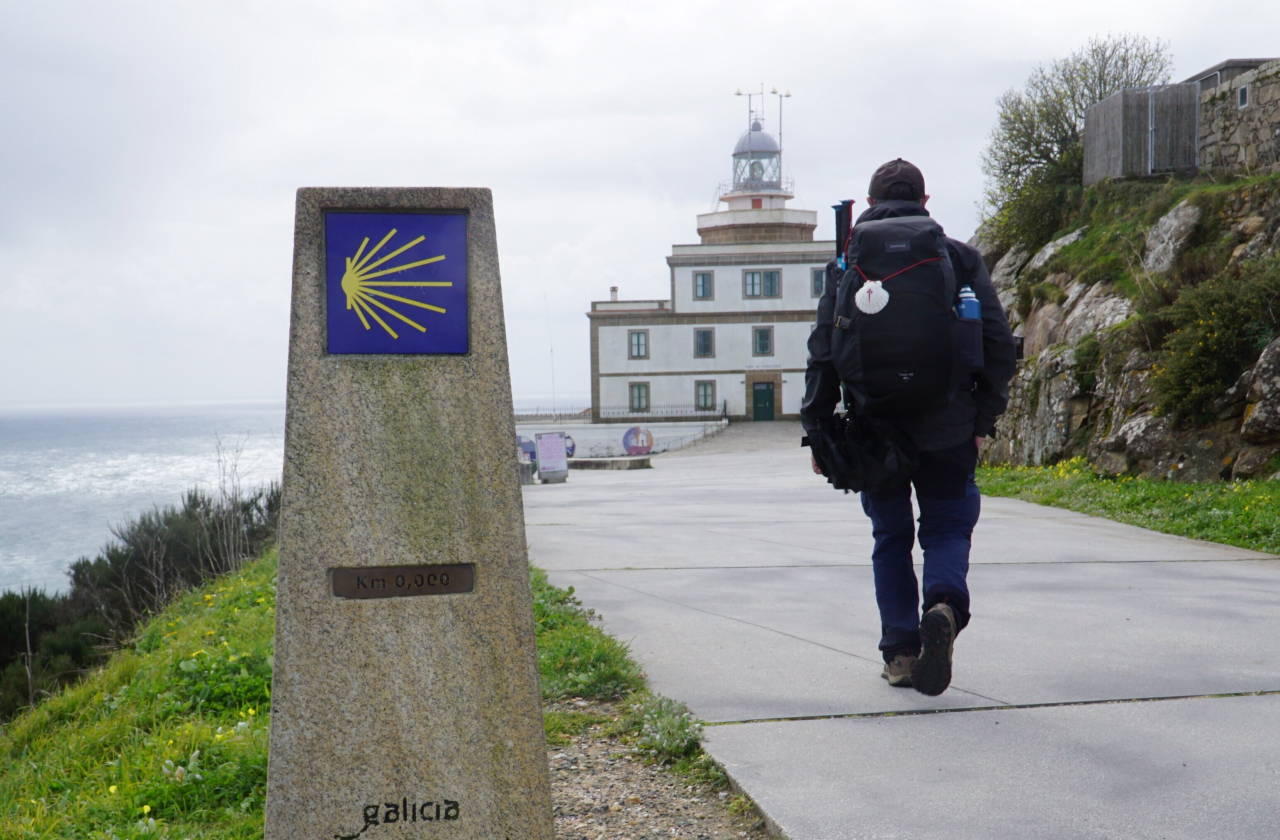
left=265, top=188, right=553, bottom=839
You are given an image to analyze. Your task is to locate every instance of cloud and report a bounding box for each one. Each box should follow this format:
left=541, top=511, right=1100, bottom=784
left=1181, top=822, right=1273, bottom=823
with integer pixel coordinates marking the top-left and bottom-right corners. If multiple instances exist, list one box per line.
left=2, top=0, right=1277, bottom=406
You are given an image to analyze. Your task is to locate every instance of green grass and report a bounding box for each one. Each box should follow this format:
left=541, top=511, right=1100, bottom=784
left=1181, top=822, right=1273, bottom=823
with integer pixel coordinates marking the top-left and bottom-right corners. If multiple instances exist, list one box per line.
left=0, top=557, right=655, bottom=838
left=978, top=458, right=1280, bottom=553
left=541, top=710, right=611, bottom=747
left=0, top=552, right=279, bottom=839
left=1010, top=171, right=1280, bottom=314
left=530, top=567, right=644, bottom=701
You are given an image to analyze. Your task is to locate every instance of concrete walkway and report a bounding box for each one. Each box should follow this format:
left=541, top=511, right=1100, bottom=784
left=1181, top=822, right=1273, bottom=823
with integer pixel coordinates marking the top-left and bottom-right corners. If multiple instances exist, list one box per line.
left=524, top=422, right=1280, bottom=840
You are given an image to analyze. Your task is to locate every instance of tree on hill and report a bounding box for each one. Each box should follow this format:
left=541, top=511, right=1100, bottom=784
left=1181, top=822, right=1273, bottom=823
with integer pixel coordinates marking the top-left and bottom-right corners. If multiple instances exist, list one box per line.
left=982, top=34, right=1174, bottom=251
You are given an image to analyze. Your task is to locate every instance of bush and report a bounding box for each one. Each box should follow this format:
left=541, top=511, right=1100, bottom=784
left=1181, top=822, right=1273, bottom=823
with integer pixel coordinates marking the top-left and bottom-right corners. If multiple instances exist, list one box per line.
left=982, top=34, right=1172, bottom=252
left=1152, top=255, right=1280, bottom=424
left=987, top=146, right=1085, bottom=254
left=0, top=482, right=280, bottom=723
left=68, top=484, right=281, bottom=642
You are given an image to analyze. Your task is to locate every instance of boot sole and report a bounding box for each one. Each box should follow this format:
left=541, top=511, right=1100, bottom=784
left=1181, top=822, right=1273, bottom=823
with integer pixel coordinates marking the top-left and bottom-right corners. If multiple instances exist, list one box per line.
left=912, top=610, right=954, bottom=696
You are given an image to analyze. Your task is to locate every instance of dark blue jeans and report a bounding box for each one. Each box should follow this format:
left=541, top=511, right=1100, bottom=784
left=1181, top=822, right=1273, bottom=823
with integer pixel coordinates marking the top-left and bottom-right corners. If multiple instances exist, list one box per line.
left=860, top=441, right=980, bottom=662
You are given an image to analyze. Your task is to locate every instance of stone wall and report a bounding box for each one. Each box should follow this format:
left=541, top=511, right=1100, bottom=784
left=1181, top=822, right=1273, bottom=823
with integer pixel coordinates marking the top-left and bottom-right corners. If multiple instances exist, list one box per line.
left=1199, top=59, right=1280, bottom=175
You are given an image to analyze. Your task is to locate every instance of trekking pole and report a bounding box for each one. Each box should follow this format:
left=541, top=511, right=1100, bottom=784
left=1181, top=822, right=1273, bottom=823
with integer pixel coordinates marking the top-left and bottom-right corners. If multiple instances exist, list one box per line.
left=833, top=200, right=855, bottom=270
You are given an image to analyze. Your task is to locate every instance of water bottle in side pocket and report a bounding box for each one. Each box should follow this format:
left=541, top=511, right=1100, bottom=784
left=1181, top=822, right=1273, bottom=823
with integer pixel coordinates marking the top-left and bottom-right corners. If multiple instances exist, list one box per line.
left=952, top=285, right=984, bottom=373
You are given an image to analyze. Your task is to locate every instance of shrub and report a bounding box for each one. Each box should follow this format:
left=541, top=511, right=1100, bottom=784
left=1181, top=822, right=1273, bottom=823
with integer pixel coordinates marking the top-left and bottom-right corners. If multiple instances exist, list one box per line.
left=0, top=482, right=280, bottom=723
left=987, top=148, right=1085, bottom=254
left=1152, top=255, right=1280, bottom=424
left=68, top=483, right=281, bottom=642
left=982, top=34, right=1172, bottom=252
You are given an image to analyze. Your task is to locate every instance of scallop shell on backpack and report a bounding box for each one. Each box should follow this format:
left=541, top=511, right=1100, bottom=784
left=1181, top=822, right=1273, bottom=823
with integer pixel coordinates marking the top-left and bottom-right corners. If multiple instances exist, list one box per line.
left=854, top=280, right=889, bottom=314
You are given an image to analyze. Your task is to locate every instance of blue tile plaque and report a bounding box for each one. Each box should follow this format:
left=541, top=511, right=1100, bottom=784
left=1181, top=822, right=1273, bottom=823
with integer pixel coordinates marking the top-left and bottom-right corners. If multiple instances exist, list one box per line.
left=325, top=212, right=468, bottom=354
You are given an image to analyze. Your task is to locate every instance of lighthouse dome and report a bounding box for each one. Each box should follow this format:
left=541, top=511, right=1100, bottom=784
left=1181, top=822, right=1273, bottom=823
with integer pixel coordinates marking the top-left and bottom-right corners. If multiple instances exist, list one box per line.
left=730, top=120, right=782, bottom=191
left=733, top=121, right=780, bottom=155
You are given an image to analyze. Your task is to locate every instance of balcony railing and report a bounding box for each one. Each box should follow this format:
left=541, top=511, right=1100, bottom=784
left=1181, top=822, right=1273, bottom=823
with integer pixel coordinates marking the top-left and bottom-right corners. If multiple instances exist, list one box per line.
left=598, top=401, right=728, bottom=421
left=514, top=403, right=729, bottom=424
left=513, top=406, right=593, bottom=424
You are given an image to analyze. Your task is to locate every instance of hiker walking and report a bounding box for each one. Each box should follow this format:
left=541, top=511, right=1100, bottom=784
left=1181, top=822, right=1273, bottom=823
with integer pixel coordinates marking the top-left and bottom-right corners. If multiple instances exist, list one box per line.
left=801, top=159, right=1017, bottom=696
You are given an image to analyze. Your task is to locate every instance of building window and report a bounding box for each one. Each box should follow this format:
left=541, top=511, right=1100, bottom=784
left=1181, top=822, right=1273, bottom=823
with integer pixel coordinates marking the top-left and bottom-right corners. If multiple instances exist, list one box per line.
left=744, top=269, right=781, bottom=298
left=693, top=272, right=714, bottom=300
left=694, top=328, right=715, bottom=358
left=763, top=270, right=780, bottom=297
left=695, top=381, right=716, bottom=410
left=811, top=268, right=825, bottom=297
left=753, top=326, right=773, bottom=356
left=628, top=330, right=649, bottom=359
left=1239, top=85, right=1250, bottom=109
left=629, top=382, right=650, bottom=412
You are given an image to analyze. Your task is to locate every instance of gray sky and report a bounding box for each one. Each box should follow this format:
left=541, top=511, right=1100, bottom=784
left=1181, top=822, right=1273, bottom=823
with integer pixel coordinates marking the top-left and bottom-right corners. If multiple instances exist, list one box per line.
left=2, top=1, right=1276, bottom=409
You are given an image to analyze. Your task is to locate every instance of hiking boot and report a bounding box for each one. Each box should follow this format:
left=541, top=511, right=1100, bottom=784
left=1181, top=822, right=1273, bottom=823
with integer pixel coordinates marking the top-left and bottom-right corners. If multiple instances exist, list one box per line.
left=880, top=653, right=917, bottom=687
left=912, top=603, right=956, bottom=696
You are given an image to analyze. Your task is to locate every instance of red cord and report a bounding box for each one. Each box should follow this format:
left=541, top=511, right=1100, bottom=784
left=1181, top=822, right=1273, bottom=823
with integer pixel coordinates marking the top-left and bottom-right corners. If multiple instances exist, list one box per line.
left=853, top=257, right=942, bottom=284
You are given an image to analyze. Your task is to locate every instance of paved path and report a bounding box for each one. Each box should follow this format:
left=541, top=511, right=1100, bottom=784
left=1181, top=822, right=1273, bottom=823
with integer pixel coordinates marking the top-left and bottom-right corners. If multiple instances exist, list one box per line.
left=524, top=422, right=1279, bottom=839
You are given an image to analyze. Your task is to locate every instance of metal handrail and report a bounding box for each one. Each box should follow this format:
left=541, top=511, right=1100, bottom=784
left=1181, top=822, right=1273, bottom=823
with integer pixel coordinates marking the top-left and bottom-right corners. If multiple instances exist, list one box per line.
left=597, top=401, right=729, bottom=420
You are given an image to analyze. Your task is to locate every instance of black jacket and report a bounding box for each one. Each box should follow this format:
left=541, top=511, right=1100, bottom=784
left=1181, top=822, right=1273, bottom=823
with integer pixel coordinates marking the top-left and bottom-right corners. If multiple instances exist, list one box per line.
left=800, top=201, right=1017, bottom=451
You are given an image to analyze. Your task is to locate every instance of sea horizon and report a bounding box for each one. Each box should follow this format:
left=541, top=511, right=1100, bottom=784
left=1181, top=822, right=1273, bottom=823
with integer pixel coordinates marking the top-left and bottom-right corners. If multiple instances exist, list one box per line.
left=0, top=401, right=287, bottom=594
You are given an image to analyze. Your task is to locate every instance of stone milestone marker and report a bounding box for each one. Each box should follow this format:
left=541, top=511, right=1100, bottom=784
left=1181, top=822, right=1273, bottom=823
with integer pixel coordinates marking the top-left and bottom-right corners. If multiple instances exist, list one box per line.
left=265, top=188, right=553, bottom=840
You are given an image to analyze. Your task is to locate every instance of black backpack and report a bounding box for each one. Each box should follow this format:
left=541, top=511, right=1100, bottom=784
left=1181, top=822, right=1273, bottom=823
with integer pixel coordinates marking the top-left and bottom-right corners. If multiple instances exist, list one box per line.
left=830, top=216, right=959, bottom=419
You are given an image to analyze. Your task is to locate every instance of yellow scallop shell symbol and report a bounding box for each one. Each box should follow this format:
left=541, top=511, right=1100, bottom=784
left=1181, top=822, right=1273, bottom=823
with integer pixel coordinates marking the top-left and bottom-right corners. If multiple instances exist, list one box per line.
left=340, top=229, right=451, bottom=339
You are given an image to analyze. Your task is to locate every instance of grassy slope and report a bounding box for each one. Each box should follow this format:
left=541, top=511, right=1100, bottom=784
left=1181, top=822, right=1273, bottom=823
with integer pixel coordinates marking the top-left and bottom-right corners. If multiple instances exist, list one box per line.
left=1029, top=170, right=1280, bottom=297
left=978, top=459, right=1280, bottom=554
left=1, top=557, right=647, bottom=840
left=1, top=553, right=278, bottom=840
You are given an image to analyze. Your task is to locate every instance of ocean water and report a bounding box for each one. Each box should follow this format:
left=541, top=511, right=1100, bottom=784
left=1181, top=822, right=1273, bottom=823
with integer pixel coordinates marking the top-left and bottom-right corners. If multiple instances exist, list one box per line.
left=0, top=403, right=285, bottom=594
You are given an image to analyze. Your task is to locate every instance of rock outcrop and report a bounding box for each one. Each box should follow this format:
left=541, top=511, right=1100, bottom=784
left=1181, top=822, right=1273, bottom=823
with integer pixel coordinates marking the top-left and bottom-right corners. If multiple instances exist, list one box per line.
left=981, top=177, right=1280, bottom=482
left=986, top=344, right=1087, bottom=466
left=1143, top=200, right=1201, bottom=274
left=1018, top=276, right=1134, bottom=359
left=990, top=246, right=1029, bottom=326
left=1026, top=228, right=1087, bottom=273
left=1242, top=338, right=1280, bottom=444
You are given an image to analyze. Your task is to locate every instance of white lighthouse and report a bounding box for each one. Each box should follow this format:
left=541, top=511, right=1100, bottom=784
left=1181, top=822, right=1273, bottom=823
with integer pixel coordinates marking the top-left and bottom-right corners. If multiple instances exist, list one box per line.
left=588, top=109, right=835, bottom=422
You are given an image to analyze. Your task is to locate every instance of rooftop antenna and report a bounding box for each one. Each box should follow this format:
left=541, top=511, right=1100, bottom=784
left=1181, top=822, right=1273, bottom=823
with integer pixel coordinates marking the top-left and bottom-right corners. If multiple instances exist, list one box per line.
left=771, top=87, right=791, bottom=179
left=734, top=84, right=767, bottom=176
left=735, top=85, right=790, bottom=183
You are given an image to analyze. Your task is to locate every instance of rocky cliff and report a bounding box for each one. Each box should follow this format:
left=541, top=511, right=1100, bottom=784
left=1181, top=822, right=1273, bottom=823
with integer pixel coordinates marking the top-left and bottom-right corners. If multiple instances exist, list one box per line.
left=979, top=174, right=1280, bottom=481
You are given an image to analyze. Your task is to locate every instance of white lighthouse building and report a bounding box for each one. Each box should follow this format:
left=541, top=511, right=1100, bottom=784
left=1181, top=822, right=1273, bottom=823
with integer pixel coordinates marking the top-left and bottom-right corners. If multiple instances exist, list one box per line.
left=588, top=118, right=835, bottom=422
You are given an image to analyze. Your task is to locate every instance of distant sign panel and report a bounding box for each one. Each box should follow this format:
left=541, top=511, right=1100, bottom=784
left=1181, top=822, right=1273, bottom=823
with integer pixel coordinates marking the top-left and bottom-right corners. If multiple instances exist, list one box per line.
left=326, top=212, right=468, bottom=354
left=535, top=432, right=569, bottom=475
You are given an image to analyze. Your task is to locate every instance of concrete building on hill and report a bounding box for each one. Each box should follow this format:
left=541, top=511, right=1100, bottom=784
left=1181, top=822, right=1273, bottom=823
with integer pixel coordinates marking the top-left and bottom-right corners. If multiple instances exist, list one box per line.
left=588, top=118, right=835, bottom=422
left=1083, top=57, right=1280, bottom=185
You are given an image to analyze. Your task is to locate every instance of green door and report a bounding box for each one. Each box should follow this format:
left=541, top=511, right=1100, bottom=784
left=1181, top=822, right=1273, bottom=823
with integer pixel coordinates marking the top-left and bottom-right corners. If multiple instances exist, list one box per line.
left=752, top=382, right=775, bottom=421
